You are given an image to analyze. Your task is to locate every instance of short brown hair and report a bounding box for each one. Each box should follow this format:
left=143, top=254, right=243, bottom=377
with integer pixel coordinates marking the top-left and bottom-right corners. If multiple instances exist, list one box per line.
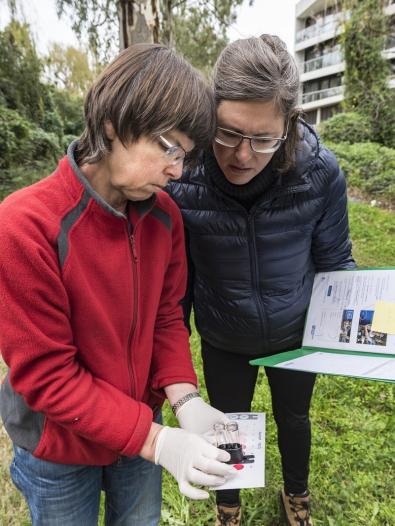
left=213, top=35, right=302, bottom=173
left=76, top=43, right=215, bottom=164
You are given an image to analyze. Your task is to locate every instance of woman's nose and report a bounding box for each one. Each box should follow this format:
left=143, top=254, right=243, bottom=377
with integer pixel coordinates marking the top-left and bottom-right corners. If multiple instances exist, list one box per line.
left=166, top=162, right=183, bottom=180
left=234, top=138, right=253, bottom=162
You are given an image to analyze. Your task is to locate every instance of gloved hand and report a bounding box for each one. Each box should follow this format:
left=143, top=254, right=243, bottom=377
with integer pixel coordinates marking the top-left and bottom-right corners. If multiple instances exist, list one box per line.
left=175, top=395, right=230, bottom=435
left=154, top=426, right=234, bottom=499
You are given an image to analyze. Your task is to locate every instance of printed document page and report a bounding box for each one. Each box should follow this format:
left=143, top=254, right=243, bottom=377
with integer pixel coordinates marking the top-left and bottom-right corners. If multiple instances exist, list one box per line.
left=302, top=269, right=395, bottom=355
left=213, top=412, right=265, bottom=490
left=277, top=352, right=395, bottom=381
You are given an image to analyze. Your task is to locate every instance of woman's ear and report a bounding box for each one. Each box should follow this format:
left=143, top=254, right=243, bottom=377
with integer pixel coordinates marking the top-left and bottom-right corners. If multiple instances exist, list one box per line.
left=104, top=121, right=116, bottom=140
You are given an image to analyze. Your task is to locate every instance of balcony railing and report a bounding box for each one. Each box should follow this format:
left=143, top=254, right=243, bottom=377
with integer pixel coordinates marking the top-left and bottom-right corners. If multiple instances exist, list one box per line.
left=302, top=85, right=344, bottom=104
left=296, top=12, right=348, bottom=43
left=303, top=50, right=343, bottom=73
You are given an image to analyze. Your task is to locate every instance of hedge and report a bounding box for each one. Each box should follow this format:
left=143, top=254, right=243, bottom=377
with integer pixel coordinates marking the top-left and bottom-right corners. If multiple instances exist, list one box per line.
left=325, top=140, right=395, bottom=206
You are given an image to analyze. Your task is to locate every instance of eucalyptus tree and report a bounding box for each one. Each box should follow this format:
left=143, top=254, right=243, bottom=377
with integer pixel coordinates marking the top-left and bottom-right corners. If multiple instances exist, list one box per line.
left=55, top=0, right=252, bottom=69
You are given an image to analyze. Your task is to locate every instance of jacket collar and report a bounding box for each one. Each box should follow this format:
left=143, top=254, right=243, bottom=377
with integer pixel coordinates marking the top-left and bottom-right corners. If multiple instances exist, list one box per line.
left=66, top=140, right=156, bottom=222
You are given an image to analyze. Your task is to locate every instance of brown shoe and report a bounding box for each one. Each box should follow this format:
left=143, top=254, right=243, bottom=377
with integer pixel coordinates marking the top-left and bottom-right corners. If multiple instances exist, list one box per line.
left=280, top=489, right=313, bottom=526
left=215, top=503, right=241, bottom=526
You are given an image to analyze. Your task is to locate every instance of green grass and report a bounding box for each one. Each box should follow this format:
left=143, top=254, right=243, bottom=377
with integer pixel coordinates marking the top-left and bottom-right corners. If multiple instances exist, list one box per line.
left=348, top=202, right=395, bottom=267
left=1, top=201, right=394, bottom=526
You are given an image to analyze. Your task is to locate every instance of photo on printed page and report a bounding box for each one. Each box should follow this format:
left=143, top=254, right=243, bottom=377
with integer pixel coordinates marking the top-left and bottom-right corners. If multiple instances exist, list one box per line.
left=356, top=310, right=387, bottom=346
left=338, top=309, right=353, bottom=343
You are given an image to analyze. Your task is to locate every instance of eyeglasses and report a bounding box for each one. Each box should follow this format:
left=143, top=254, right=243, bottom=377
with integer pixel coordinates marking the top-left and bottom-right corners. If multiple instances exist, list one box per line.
left=157, top=135, right=187, bottom=166
left=214, top=121, right=288, bottom=154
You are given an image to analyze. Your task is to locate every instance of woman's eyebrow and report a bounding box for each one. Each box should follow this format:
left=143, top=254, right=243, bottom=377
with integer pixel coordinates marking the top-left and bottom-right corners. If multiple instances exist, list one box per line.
left=218, top=124, right=281, bottom=136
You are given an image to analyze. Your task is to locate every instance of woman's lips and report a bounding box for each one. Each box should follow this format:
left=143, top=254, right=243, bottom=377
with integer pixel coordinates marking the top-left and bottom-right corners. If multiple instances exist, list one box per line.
left=229, top=165, right=251, bottom=172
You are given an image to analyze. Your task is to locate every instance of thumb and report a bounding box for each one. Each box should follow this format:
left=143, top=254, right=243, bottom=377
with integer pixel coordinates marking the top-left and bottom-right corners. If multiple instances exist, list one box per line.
left=179, top=480, right=210, bottom=500
left=216, top=448, right=231, bottom=463
left=202, top=430, right=217, bottom=445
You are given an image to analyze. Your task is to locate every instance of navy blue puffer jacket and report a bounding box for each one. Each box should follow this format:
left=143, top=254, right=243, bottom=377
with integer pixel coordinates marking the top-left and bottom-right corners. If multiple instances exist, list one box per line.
left=167, top=122, right=355, bottom=356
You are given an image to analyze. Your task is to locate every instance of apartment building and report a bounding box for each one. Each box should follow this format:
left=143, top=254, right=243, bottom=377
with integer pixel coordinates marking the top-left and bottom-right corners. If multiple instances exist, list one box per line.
left=295, top=0, right=395, bottom=125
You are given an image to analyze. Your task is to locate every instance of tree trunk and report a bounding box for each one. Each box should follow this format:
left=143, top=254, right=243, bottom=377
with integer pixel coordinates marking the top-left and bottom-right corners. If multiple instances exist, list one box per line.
left=161, top=0, right=174, bottom=46
left=118, top=0, right=160, bottom=49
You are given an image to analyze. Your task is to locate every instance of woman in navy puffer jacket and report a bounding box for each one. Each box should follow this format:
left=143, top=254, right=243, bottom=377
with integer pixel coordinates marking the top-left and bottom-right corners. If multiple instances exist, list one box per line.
left=168, top=35, right=355, bottom=526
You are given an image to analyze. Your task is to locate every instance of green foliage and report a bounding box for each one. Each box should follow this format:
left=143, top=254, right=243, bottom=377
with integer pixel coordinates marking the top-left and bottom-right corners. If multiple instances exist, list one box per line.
left=0, top=20, right=85, bottom=197
left=172, top=0, right=247, bottom=73
left=0, top=106, right=60, bottom=168
left=0, top=106, right=31, bottom=169
left=341, top=0, right=395, bottom=148
left=319, top=112, right=373, bottom=144
left=41, top=88, right=65, bottom=139
left=0, top=20, right=73, bottom=139
left=55, top=0, right=118, bottom=59
left=52, top=89, right=84, bottom=137
left=0, top=105, right=61, bottom=200
left=55, top=0, right=251, bottom=70
left=45, top=43, right=97, bottom=97
left=173, top=5, right=229, bottom=73
left=326, top=141, right=395, bottom=206
left=0, top=20, right=45, bottom=124
left=348, top=202, right=395, bottom=267
left=0, top=160, right=58, bottom=202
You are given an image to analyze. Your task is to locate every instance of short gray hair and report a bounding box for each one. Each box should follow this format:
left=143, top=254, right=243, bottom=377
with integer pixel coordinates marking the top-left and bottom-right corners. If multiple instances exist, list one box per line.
left=213, top=34, right=303, bottom=173
left=76, top=43, right=215, bottom=165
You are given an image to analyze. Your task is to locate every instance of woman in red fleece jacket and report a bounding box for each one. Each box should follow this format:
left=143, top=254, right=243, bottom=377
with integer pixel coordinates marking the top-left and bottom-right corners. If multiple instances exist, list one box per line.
left=0, top=43, right=234, bottom=526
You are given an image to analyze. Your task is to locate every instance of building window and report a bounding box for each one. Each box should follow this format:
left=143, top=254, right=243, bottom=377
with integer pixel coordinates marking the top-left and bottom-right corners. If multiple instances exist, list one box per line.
left=304, top=110, right=318, bottom=125
left=386, top=16, right=395, bottom=49
left=303, top=74, right=342, bottom=94
left=302, top=74, right=343, bottom=104
left=321, top=104, right=342, bottom=121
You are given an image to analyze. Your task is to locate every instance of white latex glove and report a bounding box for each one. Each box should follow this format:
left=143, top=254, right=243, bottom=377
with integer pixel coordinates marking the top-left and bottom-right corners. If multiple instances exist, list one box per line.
left=175, top=396, right=230, bottom=435
left=154, top=426, right=234, bottom=499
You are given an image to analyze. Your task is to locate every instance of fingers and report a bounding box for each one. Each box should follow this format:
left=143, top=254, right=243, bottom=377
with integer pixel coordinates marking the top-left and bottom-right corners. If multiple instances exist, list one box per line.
left=179, top=480, right=209, bottom=500
left=199, top=441, right=231, bottom=463
left=188, top=467, right=226, bottom=487
left=219, top=413, right=232, bottom=425
left=202, top=430, right=217, bottom=445
left=194, top=454, right=234, bottom=478
left=215, top=448, right=232, bottom=463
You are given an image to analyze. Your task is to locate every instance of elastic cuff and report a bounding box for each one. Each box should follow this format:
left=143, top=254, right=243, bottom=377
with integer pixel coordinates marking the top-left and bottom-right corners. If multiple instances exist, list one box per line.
left=154, top=426, right=169, bottom=465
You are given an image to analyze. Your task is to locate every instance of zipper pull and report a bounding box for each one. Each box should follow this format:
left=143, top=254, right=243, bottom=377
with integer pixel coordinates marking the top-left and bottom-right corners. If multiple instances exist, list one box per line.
left=129, top=234, right=138, bottom=262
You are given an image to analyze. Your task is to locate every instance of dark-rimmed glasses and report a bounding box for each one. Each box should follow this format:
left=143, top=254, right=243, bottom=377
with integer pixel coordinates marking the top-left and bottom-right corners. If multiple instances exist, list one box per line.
left=214, top=121, right=288, bottom=154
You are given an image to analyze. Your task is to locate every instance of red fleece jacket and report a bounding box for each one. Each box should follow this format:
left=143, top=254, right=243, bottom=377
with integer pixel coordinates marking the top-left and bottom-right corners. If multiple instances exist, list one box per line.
left=0, top=153, right=197, bottom=465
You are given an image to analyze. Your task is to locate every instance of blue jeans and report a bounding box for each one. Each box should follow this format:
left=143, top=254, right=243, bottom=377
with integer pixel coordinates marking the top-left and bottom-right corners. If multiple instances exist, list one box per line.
left=10, top=442, right=162, bottom=526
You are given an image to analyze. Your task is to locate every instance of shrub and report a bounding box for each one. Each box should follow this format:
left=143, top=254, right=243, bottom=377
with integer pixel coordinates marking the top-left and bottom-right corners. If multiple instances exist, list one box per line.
left=326, top=140, right=395, bottom=205
left=29, top=128, right=62, bottom=162
left=0, top=160, right=55, bottom=201
left=0, top=106, right=32, bottom=169
left=318, top=112, right=373, bottom=144
left=0, top=21, right=45, bottom=126
left=52, top=89, right=84, bottom=137
left=0, top=106, right=62, bottom=170
left=62, top=134, right=79, bottom=154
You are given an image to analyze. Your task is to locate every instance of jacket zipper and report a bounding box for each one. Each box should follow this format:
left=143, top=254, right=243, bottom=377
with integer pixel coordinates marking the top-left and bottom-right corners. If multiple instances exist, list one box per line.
left=247, top=213, right=267, bottom=346
left=126, top=222, right=138, bottom=399
left=205, top=183, right=309, bottom=348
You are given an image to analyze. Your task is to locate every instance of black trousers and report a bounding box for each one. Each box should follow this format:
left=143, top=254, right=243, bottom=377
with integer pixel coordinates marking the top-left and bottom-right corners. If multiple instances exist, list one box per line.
left=201, top=339, right=316, bottom=505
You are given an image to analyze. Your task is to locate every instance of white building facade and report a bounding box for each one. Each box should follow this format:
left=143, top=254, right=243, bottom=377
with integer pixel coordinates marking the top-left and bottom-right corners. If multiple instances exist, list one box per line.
left=295, top=0, right=395, bottom=125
